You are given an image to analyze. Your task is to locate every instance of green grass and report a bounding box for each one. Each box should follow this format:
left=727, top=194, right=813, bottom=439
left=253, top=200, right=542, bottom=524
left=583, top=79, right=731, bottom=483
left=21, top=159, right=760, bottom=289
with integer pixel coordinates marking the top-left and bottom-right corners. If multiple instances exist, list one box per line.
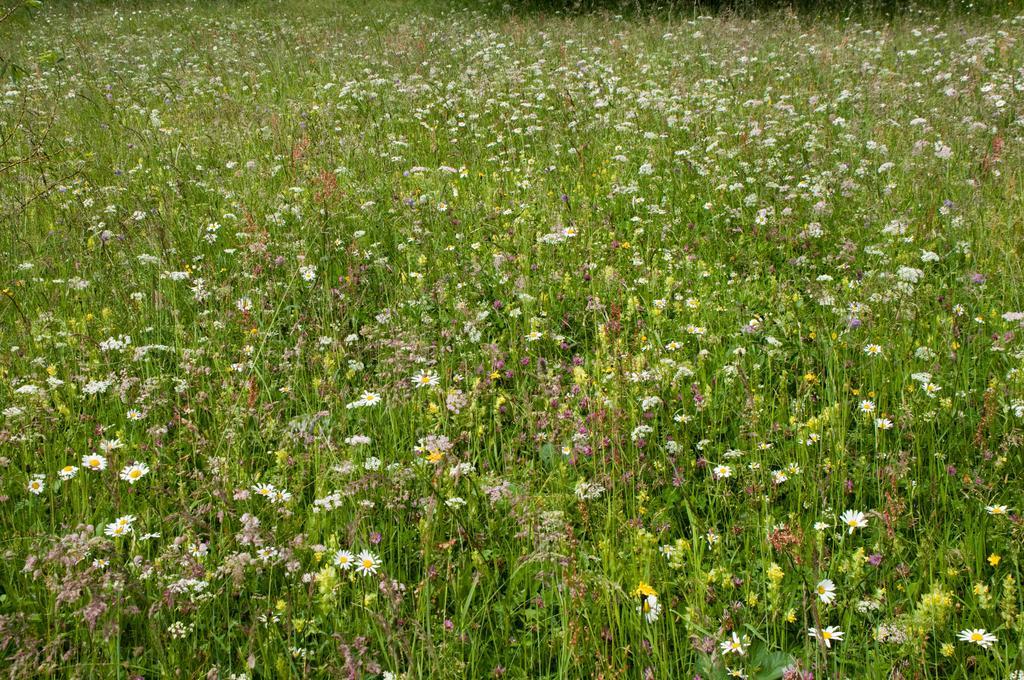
left=2, top=0, right=1024, bottom=677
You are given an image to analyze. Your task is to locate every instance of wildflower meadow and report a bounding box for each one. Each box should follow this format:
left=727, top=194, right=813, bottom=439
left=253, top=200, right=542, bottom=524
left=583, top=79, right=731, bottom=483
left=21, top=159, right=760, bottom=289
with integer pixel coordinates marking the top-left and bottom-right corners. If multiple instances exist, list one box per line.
left=2, top=0, right=1024, bottom=677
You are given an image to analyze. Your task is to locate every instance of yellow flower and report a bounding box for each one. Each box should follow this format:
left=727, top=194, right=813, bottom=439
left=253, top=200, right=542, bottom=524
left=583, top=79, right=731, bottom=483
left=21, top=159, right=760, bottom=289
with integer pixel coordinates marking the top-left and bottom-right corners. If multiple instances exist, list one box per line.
left=940, top=642, right=954, bottom=657
left=919, top=586, right=952, bottom=611
left=633, top=582, right=657, bottom=598
left=988, top=554, right=1001, bottom=567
